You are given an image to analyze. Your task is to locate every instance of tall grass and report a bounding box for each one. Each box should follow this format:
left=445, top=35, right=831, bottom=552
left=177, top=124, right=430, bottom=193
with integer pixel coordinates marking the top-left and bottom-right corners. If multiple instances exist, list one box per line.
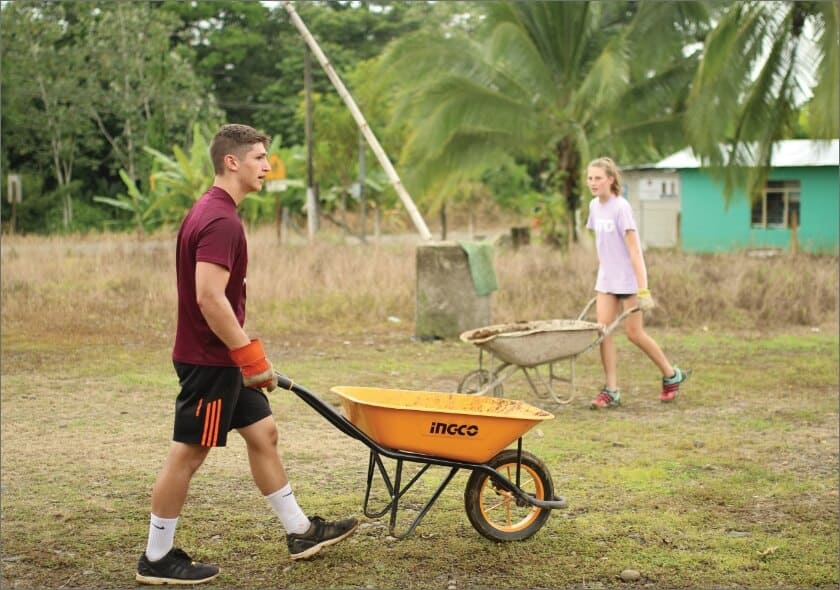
left=1, top=228, right=836, bottom=342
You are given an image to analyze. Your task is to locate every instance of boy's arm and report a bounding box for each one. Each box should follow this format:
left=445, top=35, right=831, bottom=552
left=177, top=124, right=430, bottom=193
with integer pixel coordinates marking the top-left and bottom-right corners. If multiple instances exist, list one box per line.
left=195, top=261, right=250, bottom=349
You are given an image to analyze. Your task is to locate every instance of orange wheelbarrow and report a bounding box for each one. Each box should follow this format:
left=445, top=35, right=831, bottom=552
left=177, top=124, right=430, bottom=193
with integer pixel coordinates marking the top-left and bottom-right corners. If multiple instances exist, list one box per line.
left=276, top=374, right=567, bottom=542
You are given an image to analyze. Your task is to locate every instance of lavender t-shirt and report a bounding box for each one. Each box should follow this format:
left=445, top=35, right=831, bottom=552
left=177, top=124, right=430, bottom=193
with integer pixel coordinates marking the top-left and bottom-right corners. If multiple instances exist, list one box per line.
left=586, top=195, right=639, bottom=294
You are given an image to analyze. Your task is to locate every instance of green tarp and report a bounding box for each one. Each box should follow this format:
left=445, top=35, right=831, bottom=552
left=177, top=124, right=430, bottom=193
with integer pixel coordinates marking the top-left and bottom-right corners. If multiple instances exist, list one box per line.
left=457, top=240, right=498, bottom=297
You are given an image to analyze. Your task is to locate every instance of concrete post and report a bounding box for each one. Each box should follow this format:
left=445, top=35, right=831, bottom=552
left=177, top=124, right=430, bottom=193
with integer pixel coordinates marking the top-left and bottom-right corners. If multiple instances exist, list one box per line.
left=415, top=242, right=492, bottom=339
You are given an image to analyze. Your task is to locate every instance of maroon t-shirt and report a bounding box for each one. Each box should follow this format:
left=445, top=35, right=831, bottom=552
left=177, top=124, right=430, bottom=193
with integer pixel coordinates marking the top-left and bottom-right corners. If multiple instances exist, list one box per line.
left=172, top=186, right=247, bottom=366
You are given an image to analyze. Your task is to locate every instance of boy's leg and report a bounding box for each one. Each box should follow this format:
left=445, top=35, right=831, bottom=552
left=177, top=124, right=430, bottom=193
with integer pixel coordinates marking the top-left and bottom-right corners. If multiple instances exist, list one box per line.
left=138, top=363, right=238, bottom=585
left=151, top=442, right=211, bottom=519
left=235, top=392, right=357, bottom=560
left=238, top=415, right=310, bottom=534
left=146, top=443, right=210, bottom=560
left=238, top=415, right=290, bottom=494
left=138, top=443, right=219, bottom=585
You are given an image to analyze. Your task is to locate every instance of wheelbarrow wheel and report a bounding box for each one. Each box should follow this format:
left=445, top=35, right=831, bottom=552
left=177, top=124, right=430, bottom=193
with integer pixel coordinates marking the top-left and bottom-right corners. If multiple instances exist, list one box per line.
left=457, top=369, right=504, bottom=397
left=464, top=449, right=553, bottom=542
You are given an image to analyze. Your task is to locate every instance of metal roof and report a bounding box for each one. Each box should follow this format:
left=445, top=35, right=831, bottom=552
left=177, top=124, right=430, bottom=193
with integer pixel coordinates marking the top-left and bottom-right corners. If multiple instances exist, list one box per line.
left=654, top=139, right=839, bottom=169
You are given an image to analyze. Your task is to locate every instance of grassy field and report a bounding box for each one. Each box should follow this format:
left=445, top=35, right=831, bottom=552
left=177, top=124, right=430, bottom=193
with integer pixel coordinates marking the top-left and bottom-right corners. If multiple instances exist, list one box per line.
left=1, top=229, right=838, bottom=589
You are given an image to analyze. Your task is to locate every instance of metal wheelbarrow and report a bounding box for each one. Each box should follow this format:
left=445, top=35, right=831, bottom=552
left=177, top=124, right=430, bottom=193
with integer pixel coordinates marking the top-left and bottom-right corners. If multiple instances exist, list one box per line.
left=277, top=373, right=566, bottom=542
left=457, top=298, right=639, bottom=404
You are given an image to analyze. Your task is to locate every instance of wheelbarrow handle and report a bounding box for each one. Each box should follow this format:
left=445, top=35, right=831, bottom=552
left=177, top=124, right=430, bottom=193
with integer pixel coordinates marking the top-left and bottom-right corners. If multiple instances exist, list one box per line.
left=579, top=296, right=640, bottom=333
left=594, top=305, right=641, bottom=343
left=577, top=297, right=597, bottom=321
left=276, top=372, right=294, bottom=391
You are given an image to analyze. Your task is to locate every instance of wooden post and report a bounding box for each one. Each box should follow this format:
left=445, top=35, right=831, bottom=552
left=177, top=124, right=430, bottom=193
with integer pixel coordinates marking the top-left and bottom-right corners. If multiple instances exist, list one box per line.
left=790, top=210, right=799, bottom=256
left=358, top=132, right=367, bottom=243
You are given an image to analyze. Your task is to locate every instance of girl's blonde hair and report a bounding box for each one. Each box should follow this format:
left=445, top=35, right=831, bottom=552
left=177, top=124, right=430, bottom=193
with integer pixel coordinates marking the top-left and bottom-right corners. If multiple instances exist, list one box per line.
left=588, top=157, right=622, bottom=196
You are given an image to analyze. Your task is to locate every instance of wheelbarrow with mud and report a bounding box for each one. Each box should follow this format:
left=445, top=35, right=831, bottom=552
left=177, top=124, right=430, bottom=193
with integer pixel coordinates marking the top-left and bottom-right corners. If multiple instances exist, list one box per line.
left=458, top=298, right=639, bottom=404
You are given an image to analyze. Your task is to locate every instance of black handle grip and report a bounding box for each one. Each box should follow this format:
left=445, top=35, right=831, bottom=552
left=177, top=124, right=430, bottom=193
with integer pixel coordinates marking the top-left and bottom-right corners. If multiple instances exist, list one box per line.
left=275, top=372, right=294, bottom=391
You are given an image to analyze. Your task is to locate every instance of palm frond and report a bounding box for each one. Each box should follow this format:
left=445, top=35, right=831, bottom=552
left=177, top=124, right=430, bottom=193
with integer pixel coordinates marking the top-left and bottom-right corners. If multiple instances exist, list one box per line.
left=808, top=1, right=840, bottom=137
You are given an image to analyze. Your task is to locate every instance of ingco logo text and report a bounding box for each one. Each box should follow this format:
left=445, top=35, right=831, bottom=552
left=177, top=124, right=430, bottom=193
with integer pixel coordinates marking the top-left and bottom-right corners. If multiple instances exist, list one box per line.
left=429, top=421, right=479, bottom=437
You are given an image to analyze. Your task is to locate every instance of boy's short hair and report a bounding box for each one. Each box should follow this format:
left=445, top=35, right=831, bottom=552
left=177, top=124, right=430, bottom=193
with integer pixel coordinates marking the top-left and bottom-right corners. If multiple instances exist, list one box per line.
left=210, top=124, right=271, bottom=174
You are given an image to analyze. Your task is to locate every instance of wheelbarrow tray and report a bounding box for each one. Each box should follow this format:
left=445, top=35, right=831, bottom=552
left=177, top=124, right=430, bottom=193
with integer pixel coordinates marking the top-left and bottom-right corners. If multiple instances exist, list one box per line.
left=460, top=319, right=601, bottom=368
left=331, top=386, right=554, bottom=464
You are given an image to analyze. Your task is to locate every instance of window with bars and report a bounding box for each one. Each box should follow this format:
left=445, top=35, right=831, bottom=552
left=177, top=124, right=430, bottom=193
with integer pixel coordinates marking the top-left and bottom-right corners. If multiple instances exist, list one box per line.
left=751, top=180, right=800, bottom=229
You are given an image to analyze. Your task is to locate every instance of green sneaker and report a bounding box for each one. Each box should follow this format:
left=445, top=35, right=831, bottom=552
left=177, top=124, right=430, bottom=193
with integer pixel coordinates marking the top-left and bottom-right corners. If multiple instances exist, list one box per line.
left=590, top=387, right=620, bottom=409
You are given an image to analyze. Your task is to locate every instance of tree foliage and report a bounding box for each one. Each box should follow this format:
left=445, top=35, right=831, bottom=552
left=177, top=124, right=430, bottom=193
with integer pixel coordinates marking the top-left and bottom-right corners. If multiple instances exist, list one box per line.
left=685, top=0, right=839, bottom=201
left=377, top=1, right=711, bottom=242
left=1, top=0, right=220, bottom=233
left=1, top=1, right=835, bottom=236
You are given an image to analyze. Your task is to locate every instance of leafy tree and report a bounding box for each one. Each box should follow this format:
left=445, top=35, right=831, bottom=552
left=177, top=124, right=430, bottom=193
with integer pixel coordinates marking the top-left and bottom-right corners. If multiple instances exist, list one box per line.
left=79, top=2, right=221, bottom=184
left=377, top=1, right=711, bottom=244
left=1, top=2, right=101, bottom=229
left=685, top=0, right=839, bottom=201
left=256, top=1, right=454, bottom=147
left=159, top=1, right=280, bottom=133
left=94, top=123, right=216, bottom=233
left=1, top=1, right=220, bottom=233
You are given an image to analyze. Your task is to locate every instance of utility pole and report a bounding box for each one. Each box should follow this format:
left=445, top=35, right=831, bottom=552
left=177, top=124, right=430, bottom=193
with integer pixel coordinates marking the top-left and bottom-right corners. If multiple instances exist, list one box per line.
left=284, top=1, right=431, bottom=241
left=304, top=45, right=318, bottom=241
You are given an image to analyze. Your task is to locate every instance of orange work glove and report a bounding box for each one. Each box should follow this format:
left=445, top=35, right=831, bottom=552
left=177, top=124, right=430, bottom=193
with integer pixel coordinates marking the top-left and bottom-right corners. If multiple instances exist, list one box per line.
left=229, top=339, right=278, bottom=392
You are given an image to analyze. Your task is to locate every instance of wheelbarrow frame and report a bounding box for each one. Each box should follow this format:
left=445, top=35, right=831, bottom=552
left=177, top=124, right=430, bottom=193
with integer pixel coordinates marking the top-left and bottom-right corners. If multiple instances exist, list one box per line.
left=276, top=374, right=566, bottom=541
left=458, top=298, right=639, bottom=404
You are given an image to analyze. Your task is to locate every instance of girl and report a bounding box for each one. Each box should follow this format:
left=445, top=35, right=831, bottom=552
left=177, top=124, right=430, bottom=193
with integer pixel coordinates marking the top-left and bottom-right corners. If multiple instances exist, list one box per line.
left=585, top=157, right=686, bottom=409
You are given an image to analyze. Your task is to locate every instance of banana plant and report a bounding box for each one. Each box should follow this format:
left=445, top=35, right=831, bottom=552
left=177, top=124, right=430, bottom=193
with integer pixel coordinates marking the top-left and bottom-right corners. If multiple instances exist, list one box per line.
left=93, top=169, right=158, bottom=234
left=143, top=123, right=216, bottom=226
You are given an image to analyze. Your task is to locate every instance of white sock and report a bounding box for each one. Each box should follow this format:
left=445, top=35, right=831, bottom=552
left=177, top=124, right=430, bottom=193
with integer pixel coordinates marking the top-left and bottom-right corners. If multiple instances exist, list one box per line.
left=145, top=514, right=179, bottom=561
left=265, top=484, right=310, bottom=534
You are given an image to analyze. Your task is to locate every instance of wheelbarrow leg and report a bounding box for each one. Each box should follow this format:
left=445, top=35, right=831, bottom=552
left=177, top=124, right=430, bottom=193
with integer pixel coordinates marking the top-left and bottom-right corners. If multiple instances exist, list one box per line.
left=538, top=362, right=576, bottom=405
left=520, top=367, right=549, bottom=400
left=363, top=450, right=396, bottom=519
left=364, top=451, right=434, bottom=520
left=388, top=462, right=460, bottom=540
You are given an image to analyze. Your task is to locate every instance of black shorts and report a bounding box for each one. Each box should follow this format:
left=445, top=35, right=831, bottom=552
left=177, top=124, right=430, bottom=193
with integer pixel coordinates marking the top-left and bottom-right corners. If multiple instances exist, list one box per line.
left=172, top=361, right=272, bottom=447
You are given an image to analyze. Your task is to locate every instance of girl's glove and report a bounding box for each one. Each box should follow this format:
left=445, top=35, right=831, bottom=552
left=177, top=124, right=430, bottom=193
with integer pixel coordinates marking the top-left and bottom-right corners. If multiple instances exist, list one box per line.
left=637, top=288, right=656, bottom=311
left=230, top=339, right=278, bottom=392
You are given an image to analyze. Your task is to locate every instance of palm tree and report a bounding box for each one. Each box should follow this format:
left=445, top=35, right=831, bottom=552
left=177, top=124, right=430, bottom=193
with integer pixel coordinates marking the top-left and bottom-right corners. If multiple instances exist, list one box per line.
left=686, top=1, right=839, bottom=201
left=378, top=1, right=711, bottom=244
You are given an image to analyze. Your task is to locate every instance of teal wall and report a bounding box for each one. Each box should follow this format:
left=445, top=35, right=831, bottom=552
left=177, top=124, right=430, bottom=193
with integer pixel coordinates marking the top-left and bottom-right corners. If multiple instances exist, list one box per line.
left=680, top=166, right=839, bottom=253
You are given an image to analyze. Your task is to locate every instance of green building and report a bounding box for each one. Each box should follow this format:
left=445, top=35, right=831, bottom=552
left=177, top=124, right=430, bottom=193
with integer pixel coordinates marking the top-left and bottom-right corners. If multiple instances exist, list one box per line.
left=623, top=140, right=839, bottom=254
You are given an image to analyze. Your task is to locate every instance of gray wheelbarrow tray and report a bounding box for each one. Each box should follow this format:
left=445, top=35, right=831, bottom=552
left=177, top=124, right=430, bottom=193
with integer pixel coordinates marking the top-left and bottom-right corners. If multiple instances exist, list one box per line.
left=458, top=298, right=639, bottom=404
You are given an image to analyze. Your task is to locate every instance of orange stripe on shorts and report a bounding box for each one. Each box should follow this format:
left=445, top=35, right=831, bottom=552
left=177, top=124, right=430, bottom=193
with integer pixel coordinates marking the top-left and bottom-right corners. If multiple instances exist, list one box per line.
left=209, top=400, right=221, bottom=447
left=201, top=399, right=221, bottom=447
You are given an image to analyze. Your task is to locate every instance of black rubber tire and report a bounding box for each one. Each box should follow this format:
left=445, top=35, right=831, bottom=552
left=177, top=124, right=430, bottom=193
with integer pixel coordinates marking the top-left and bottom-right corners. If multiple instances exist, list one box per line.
left=457, top=368, right=504, bottom=397
left=464, top=449, right=554, bottom=541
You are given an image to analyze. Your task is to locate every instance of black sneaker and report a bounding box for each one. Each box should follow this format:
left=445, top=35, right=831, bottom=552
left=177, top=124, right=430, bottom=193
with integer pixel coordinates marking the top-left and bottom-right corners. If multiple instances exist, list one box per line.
left=286, top=516, right=358, bottom=560
left=136, top=547, right=220, bottom=585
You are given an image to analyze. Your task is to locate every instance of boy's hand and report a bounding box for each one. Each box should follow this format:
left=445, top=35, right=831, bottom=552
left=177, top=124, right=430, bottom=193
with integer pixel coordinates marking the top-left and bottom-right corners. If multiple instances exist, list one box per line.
left=230, top=339, right=278, bottom=392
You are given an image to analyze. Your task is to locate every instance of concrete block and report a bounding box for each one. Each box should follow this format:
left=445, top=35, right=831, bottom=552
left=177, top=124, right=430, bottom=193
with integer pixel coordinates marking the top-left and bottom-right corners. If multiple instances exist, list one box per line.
left=415, top=242, right=492, bottom=339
